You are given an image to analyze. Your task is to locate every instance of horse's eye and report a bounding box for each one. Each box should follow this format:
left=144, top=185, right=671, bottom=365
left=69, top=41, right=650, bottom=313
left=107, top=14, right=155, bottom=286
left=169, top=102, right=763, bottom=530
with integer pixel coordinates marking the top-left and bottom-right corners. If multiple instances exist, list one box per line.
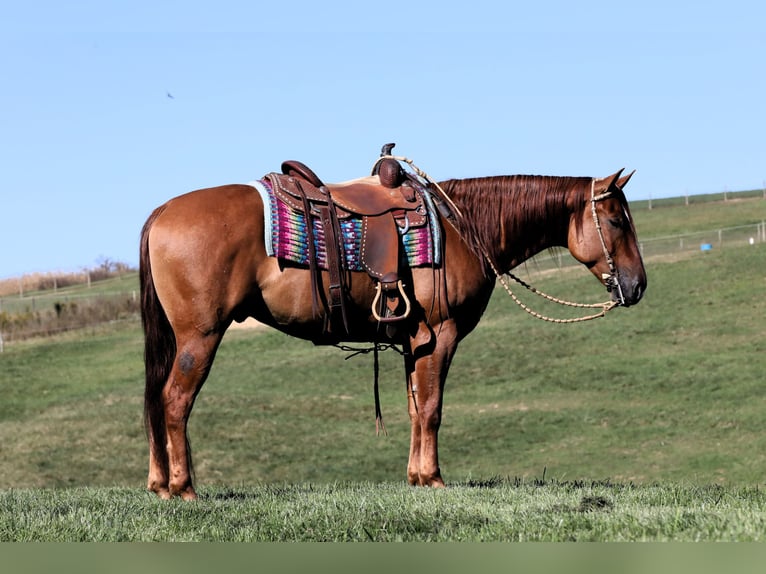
left=608, top=217, right=624, bottom=229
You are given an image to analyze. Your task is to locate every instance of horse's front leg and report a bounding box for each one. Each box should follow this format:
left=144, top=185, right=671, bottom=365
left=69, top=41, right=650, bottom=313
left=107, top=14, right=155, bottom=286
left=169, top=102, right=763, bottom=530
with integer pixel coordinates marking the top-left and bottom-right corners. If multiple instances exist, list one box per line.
left=404, top=351, right=423, bottom=486
left=405, top=320, right=458, bottom=487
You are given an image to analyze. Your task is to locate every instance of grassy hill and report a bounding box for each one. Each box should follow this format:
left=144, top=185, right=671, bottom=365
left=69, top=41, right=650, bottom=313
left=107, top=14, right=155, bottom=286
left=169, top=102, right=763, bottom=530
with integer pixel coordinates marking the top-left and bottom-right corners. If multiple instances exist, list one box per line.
left=1, top=191, right=765, bottom=541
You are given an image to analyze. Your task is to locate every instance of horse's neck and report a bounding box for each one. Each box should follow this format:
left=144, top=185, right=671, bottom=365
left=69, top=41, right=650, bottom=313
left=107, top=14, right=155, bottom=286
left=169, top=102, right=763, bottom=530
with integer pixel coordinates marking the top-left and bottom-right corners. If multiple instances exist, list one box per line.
left=505, top=187, right=572, bottom=269
left=443, top=175, right=577, bottom=272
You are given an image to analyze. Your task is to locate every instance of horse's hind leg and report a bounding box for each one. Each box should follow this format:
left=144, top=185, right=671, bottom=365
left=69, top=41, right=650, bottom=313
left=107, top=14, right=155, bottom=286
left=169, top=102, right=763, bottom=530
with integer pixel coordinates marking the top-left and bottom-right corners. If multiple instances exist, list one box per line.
left=146, top=433, right=170, bottom=499
left=161, top=329, right=224, bottom=500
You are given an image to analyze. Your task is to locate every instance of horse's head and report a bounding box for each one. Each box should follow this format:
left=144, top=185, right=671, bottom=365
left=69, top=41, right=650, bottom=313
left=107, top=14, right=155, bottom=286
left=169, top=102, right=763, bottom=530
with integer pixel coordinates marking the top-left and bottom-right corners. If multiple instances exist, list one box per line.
left=567, top=169, right=647, bottom=307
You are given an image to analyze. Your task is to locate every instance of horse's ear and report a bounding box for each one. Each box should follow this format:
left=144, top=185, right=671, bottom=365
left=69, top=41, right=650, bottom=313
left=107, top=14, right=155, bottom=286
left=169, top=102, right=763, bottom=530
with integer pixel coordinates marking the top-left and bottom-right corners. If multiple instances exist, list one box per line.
left=607, top=168, right=625, bottom=188
left=617, top=169, right=636, bottom=189
left=595, top=169, right=624, bottom=192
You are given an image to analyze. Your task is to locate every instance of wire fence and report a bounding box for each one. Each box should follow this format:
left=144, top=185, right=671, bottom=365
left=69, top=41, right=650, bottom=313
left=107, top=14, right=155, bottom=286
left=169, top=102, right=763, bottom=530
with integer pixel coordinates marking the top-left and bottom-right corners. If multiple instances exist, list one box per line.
left=638, top=222, right=766, bottom=258
left=0, top=292, right=140, bottom=345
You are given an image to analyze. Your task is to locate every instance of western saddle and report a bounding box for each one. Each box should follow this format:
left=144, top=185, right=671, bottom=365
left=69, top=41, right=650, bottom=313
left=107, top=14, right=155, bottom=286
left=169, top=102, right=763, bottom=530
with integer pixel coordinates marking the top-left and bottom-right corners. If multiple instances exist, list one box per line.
left=264, top=145, right=429, bottom=335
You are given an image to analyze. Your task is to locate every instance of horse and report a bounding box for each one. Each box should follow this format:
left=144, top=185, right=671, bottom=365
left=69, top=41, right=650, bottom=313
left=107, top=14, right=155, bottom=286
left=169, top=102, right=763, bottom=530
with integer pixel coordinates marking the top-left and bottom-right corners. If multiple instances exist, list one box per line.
left=139, top=162, right=646, bottom=500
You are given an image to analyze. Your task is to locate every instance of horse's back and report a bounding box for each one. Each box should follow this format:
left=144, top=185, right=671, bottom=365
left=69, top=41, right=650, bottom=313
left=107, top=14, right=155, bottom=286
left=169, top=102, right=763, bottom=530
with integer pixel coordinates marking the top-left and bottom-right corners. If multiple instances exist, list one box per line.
left=156, top=184, right=263, bottom=229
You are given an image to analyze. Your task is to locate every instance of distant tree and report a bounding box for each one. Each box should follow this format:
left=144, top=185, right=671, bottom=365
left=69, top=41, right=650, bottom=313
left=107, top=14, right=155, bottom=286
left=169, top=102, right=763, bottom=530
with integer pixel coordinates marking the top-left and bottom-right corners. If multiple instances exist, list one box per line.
left=96, top=256, right=115, bottom=274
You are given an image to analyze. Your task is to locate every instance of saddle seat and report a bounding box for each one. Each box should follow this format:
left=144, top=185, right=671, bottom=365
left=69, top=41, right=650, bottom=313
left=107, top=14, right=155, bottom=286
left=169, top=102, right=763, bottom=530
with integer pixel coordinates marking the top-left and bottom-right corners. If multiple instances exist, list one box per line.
left=274, top=160, right=426, bottom=224
left=265, top=158, right=429, bottom=334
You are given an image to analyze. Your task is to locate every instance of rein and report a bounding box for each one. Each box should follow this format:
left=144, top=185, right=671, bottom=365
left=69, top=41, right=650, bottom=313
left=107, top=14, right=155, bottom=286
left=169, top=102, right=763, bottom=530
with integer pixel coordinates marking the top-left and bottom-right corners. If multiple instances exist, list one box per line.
left=377, top=155, right=620, bottom=323
left=485, top=256, right=617, bottom=324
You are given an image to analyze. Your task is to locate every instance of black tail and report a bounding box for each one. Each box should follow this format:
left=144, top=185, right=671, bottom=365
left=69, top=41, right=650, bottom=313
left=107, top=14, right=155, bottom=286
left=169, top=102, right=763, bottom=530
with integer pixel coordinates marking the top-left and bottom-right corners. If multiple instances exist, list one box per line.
left=140, top=206, right=175, bottom=480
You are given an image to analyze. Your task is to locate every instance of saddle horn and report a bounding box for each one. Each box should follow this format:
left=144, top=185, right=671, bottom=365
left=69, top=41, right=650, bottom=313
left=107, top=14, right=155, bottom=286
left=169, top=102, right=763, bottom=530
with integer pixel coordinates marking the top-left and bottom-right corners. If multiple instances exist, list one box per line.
left=373, top=143, right=405, bottom=188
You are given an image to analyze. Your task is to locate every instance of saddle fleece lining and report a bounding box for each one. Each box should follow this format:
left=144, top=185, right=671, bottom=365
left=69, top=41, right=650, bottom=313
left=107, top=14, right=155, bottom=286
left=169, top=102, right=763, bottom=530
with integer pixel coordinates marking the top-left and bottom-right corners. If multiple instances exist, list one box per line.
left=249, top=179, right=440, bottom=270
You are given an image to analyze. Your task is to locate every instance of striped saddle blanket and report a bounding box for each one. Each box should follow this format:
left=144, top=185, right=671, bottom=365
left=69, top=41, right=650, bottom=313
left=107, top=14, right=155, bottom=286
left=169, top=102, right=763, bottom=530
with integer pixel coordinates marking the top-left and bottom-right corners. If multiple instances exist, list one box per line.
left=251, top=178, right=441, bottom=271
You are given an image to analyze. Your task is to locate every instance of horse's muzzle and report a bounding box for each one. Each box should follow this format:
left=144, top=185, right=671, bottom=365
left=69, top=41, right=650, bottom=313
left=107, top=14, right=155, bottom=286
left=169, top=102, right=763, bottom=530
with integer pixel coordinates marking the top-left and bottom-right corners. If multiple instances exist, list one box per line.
left=604, top=272, right=645, bottom=307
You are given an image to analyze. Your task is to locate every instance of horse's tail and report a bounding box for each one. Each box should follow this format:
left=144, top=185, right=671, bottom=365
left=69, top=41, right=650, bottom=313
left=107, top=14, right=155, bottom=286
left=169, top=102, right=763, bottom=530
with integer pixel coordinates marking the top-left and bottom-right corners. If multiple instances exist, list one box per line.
left=140, top=205, right=174, bottom=477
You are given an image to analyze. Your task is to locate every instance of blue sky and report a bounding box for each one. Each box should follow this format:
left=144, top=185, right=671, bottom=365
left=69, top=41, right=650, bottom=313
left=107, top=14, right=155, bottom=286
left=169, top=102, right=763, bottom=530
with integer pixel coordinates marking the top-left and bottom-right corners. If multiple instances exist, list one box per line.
left=1, top=1, right=763, bottom=278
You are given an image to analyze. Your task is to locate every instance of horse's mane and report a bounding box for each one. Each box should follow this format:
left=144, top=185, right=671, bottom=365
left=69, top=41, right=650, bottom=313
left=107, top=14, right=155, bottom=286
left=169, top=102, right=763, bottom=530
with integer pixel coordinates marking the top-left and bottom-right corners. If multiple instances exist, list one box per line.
left=436, top=175, right=590, bottom=273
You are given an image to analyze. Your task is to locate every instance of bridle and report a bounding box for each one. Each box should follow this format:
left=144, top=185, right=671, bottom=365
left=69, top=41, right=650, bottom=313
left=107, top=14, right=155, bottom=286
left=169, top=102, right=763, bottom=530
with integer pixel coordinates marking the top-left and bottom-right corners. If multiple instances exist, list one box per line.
left=590, top=178, right=626, bottom=307
left=484, top=178, right=624, bottom=323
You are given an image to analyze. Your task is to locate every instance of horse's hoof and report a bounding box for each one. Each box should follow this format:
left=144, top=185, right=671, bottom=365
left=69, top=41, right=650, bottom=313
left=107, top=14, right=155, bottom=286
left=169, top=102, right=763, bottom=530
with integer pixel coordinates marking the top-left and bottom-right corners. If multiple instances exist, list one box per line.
left=149, top=486, right=172, bottom=500
left=409, top=473, right=446, bottom=488
left=171, top=485, right=198, bottom=501
left=417, top=476, right=445, bottom=488
left=180, top=490, right=199, bottom=501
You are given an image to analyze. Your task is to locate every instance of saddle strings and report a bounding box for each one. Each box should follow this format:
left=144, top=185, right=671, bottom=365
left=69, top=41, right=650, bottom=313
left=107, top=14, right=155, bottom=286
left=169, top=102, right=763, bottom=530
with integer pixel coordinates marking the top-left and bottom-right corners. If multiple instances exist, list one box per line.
left=379, top=155, right=617, bottom=323
left=376, top=154, right=465, bottom=221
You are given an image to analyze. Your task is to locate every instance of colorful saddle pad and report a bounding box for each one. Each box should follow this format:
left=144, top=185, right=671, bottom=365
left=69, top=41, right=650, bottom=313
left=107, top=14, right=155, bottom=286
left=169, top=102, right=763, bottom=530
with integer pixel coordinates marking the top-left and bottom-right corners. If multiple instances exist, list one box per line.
left=251, top=178, right=441, bottom=271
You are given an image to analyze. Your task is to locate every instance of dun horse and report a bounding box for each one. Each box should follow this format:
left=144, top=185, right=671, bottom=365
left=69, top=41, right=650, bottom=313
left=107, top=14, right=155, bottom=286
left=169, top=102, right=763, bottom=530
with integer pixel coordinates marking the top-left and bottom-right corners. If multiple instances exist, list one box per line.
left=140, top=154, right=646, bottom=500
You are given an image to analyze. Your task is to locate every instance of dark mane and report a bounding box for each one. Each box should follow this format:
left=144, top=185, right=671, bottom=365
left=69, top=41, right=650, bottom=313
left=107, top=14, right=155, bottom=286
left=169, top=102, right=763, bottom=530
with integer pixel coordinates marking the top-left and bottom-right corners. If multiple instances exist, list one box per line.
left=437, top=175, right=590, bottom=273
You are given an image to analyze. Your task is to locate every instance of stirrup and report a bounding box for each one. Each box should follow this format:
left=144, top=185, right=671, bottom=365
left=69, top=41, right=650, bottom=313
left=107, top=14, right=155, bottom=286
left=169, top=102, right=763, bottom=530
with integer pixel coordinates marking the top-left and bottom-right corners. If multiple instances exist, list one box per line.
left=371, top=280, right=411, bottom=323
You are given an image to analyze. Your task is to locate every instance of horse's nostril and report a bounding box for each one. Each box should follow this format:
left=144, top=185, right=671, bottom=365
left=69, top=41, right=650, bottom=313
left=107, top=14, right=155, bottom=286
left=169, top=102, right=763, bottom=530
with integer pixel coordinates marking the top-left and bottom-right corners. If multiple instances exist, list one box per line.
left=627, top=283, right=645, bottom=306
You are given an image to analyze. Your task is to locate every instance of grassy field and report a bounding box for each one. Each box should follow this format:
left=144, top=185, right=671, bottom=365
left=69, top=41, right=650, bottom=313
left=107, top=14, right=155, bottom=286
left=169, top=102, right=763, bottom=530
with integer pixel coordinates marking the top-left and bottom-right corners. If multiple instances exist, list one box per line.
left=1, top=194, right=765, bottom=541
left=3, top=480, right=766, bottom=541
left=630, top=193, right=766, bottom=237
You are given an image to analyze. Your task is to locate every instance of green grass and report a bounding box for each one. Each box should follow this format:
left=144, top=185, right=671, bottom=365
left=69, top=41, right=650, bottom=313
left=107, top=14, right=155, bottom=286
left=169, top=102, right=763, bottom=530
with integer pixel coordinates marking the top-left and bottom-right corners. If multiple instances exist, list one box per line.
left=3, top=480, right=766, bottom=541
left=631, top=187, right=766, bottom=210
left=1, top=195, right=765, bottom=541
left=630, top=192, right=766, bottom=237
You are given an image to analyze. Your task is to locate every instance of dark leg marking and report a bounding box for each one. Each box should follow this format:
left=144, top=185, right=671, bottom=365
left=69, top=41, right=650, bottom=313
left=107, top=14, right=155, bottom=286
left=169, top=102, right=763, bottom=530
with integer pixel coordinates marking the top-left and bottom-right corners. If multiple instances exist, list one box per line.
left=178, top=351, right=195, bottom=375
